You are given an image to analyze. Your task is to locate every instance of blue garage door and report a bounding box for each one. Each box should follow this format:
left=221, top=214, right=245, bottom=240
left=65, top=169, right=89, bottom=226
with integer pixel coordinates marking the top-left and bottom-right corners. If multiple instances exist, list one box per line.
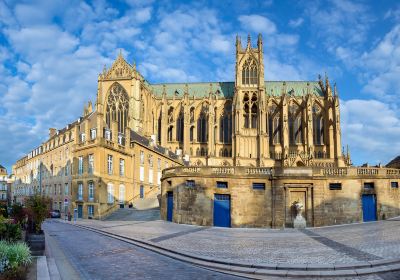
left=362, top=194, right=377, bottom=222
left=214, top=194, right=231, bottom=227
left=167, top=192, right=173, bottom=222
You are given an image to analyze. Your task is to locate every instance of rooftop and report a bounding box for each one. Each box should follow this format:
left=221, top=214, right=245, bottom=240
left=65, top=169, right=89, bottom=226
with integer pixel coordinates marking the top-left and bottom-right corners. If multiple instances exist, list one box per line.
left=150, top=81, right=323, bottom=98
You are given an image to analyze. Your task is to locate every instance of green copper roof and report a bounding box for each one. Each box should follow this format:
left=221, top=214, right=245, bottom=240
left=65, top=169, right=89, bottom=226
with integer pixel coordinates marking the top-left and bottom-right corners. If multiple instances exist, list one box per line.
left=265, top=81, right=323, bottom=97
left=150, top=81, right=323, bottom=98
left=151, top=82, right=235, bottom=98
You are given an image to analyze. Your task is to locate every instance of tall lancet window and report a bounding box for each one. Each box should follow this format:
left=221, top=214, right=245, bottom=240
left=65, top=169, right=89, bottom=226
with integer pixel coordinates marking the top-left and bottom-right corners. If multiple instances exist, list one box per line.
left=313, top=105, right=324, bottom=145
left=106, top=83, right=129, bottom=133
left=289, top=105, right=303, bottom=145
left=176, top=108, right=184, bottom=143
left=243, top=93, right=258, bottom=129
left=220, top=112, right=232, bottom=143
left=242, top=58, right=258, bottom=85
left=197, top=106, right=208, bottom=142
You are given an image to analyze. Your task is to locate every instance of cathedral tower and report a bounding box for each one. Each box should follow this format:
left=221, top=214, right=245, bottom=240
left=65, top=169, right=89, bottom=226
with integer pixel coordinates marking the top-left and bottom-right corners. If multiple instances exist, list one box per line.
left=232, top=34, right=268, bottom=166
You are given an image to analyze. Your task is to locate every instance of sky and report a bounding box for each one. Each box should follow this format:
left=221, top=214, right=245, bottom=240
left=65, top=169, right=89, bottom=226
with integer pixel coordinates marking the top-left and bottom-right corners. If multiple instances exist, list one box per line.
left=0, top=0, right=400, bottom=172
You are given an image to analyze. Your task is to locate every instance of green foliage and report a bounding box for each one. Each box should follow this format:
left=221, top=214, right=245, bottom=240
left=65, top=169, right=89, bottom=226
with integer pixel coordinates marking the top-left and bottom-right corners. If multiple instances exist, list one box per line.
left=0, top=205, right=8, bottom=218
left=0, top=216, right=22, bottom=242
left=11, top=204, right=26, bottom=226
left=0, top=241, right=31, bottom=279
left=25, top=195, right=51, bottom=234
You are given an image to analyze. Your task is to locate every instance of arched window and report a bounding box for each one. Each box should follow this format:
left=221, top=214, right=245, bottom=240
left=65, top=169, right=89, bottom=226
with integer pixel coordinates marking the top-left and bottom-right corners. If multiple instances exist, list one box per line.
left=197, top=109, right=208, bottom=142
left=314, top=116, right=324, bottom=145
left=313, top=105, right=324, bottom=145
left=289, top=113, right=303, bottom=145
left=243, top=93, right=258, bottom=129
left=190, top=126, right=194, bottom=142
left=176, top=109, right=184, bottom=143
left=294, top=116, right=303, bottom=144
left=269, top=116, right=281, bottom=144
left=168, top=107, right=174, bottom=124
left=107, top=183, right=114, bottom=204
left=167, top=126, right=173, bottom=142
left=251, top=104, right=258, bottom=129
left=190, top=107, right=195, bottom=123
left=244, top=103, right=250, bottom=128
left=220, top=113, right=232, bottom=143
left=106, top=83, right=129, bottom=133
left=119, top=185, right=125, bottom=204
left=242, top=58, right=258, bottom=85
left=157, top=112, right=162, bottom=143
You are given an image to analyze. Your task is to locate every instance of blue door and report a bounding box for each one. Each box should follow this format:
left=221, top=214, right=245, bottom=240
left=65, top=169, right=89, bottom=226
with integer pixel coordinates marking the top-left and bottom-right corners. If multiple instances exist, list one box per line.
left=140, top=185, right=144, bottom=198
left=77, top=205, right=83, bottom=218
left=167, top=192, right=173, bottom=222
left=214, top=194, right=231, bottom=227
left=362, top=194, right=377, bottom=222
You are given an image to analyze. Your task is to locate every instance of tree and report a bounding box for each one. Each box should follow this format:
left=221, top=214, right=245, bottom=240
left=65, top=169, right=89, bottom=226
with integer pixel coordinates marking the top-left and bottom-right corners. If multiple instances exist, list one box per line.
left=24, top=195, right=51, bottom=234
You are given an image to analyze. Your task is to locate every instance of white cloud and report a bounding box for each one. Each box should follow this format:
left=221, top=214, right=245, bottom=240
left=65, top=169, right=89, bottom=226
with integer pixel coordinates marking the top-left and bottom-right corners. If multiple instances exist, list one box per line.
left=341, top=99, right=400, bottom=165
left=288, top=18, right=304, bottom=28
left=306, top=0, right=373, bottom=59
left=358, top=25, right=400, bottom=103
left=5, top=26, right=79, bottom=60
left=238, top=15, right=276, bottom=34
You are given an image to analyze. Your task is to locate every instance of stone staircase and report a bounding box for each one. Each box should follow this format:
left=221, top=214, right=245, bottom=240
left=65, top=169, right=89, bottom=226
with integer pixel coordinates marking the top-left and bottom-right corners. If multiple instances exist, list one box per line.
left=102, top=207, right=160, bottom=221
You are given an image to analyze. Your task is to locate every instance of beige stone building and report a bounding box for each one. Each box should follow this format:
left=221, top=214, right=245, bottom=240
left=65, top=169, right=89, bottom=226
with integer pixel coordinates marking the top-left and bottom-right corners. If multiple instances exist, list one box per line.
left=12, top=34, right=400, bottom=225
left=158, top=35, right=400, bottom=228
left=0, top=165, right=8, bottom=205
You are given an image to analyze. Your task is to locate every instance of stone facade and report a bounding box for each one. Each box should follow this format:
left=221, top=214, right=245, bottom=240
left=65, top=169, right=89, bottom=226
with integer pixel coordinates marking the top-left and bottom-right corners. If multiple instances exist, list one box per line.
left=0, top=165, right=8, bottom=205
left=161, top=166, right=400, bottom=228
left=12, top=34, right=398, bottom=225
left=157, top=35, right=399, bottom=228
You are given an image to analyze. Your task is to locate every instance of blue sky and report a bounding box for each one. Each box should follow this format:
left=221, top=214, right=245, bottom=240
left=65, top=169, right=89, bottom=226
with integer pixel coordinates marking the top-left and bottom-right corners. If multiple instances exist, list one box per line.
left=0, top=0, right=400, bottom=172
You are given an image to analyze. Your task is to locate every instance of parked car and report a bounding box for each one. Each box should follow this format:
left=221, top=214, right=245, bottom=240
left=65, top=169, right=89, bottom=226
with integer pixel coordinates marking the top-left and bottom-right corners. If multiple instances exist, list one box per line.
left=50, top=210, right=61, bottom=218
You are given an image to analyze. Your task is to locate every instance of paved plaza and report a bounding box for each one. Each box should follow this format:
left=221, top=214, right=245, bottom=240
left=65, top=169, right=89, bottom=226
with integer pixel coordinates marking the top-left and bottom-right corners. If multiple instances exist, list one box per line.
left=40, top=213, right=400, bottom=279
left=65, top=216, right=400, bottom=266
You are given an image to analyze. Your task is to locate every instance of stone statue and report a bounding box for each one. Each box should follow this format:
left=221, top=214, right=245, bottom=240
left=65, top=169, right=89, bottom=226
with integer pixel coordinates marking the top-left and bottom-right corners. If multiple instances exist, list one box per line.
left=293, top=201, right=306, bottom=229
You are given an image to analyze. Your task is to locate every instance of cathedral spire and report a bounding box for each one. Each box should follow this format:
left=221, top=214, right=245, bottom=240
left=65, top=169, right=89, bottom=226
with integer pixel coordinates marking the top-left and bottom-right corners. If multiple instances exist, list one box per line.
left=247, top=34, right=251, bottom=48
left=236, top=34, right=241, bottom=52
left=257, top=33, right=263, bottom=50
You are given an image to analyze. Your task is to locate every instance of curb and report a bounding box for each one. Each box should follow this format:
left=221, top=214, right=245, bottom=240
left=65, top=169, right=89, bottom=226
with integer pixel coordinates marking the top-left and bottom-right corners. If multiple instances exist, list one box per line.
left=61, top=221, right=400, bottom=278
left=37, top=256, right=50, bottom=280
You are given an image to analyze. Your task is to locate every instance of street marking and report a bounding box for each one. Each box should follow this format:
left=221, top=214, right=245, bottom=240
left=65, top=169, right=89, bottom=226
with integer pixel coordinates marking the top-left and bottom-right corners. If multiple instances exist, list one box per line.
left=300, top=229, right=382, bottom=261
left=149, top=227, right=210, bottom=243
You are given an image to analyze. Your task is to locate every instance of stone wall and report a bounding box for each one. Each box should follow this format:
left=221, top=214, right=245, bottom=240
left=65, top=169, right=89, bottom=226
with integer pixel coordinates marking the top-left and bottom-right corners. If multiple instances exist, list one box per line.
left=161, top=166, right=400, bottom=228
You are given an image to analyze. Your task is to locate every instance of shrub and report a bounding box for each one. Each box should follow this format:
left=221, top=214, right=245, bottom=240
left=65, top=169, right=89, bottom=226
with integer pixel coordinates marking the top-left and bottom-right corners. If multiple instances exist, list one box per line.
left=0, top=216, right=22, bottom=242
left=0, top=241, right=32, bottom=280
left=25, top=195, right=51, bottom=234
left=10, top=204, right=26, bottom=226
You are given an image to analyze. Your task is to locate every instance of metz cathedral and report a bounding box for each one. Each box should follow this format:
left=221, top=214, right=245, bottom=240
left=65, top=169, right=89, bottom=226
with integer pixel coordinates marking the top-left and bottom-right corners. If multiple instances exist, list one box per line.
left=110, top=34, right=350, bottom=168
left=15, top=34, right=400, bottom=228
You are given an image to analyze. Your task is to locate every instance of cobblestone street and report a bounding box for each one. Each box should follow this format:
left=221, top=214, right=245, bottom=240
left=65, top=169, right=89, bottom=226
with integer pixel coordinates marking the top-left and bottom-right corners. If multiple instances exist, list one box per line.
left=43, top=221, right=243, bottom=280
left=43, top=216, right=400, bottom=279
left=69, top=216, right=400, bottom=266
